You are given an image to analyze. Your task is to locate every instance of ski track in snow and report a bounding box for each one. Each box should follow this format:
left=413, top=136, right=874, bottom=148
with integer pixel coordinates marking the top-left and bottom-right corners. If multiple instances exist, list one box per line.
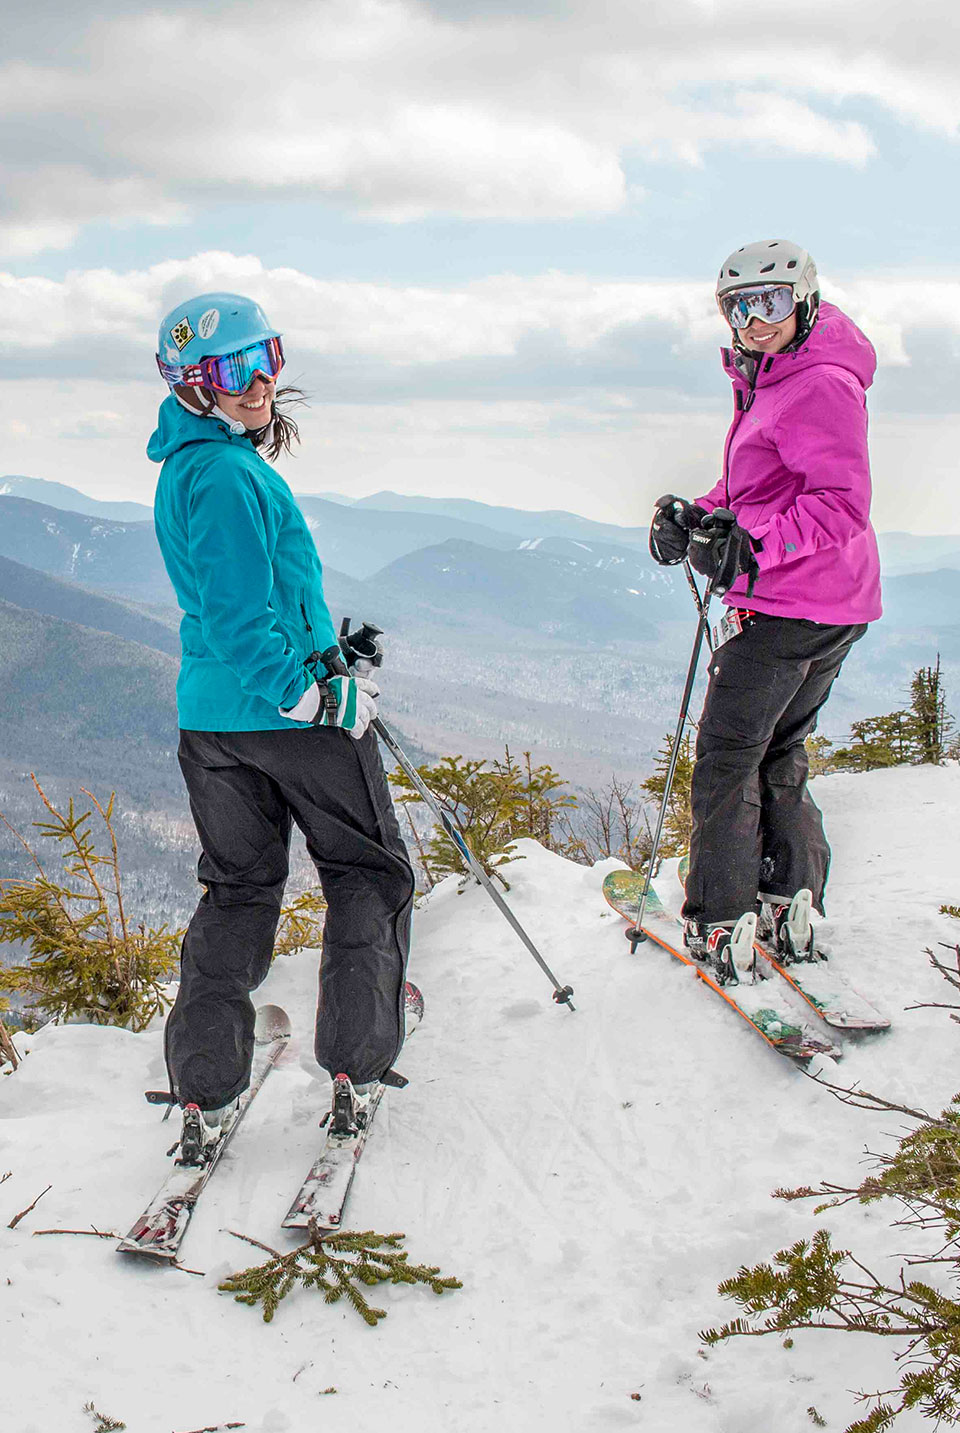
left=3, top=764, right=959, bottom=1431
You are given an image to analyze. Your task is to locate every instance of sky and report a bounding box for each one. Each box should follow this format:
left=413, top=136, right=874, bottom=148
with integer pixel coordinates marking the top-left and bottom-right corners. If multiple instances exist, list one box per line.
left=2, top=0, right=959, bottom=529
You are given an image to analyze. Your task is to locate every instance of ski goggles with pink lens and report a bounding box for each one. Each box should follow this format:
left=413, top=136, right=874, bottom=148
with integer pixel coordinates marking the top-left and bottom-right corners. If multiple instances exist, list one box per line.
left=157, top=335, right=285, bottom=394
left=718, top=284, right=796, bottom=331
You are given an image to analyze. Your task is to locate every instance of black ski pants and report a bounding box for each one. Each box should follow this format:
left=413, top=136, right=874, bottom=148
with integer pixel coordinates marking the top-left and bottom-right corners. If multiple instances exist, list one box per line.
left=165, top=725, right=415, bottom=1108
left=682, top=614, right=866, bottom=927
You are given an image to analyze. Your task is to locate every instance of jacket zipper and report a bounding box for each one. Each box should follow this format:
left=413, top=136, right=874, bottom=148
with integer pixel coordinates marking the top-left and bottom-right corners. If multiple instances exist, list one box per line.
left=721, top=349, right=763, bottom=507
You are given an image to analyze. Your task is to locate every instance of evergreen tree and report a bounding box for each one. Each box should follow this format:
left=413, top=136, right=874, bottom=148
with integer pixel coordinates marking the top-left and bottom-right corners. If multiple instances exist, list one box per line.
left=831, top=711, right=912, bottom=772
left=639, top=731, right=694, bottom=859
left=0, top=779, right=180, bottom=1031
left=908, top=656, right=953, bottom=764
left=831, top=657, right=956, bottom=773
left=804, top=734, right=835, bottom=777
left=389, top=747, right=576, bottom=882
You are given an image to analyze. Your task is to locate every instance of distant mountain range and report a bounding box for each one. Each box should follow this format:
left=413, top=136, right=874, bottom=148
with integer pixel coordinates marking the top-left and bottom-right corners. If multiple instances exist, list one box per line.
left=0, top=553, right=180, bottom=657
left=0, top=473, right=959, bottom=794
left=350, top=490, right=650, bottom=549
left=0, top=597, right=180, bottom=804
left=0, top=475, right=153, bottom=523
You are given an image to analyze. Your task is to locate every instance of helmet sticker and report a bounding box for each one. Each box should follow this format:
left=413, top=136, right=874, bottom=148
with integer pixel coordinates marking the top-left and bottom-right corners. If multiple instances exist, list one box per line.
left=170, top=317, right=195, bottom=351
left=198, top=308, right=220, bottom=341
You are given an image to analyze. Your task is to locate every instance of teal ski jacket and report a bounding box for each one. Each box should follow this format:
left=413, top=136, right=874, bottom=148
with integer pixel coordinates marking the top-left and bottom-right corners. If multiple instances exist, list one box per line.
left=148, top=395, right=338, bottom=731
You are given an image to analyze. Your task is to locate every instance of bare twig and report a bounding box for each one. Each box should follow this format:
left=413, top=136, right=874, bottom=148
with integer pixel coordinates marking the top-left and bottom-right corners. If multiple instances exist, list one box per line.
left=0, top=1015, right=20, bottom=1069
left=804, top=1070, right=938, bottom=1123
left=33, top=1227, right=119, bottom=1240
left=8, top=1183, right=52, bottom=1228
left=225, top=1228, right=282, bottom=1258
left=0, top=1170, right=11, bottom=1186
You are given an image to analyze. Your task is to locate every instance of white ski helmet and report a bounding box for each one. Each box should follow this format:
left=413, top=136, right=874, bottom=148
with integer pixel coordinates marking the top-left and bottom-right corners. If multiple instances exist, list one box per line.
left=717, top=239, right=820, bottom=346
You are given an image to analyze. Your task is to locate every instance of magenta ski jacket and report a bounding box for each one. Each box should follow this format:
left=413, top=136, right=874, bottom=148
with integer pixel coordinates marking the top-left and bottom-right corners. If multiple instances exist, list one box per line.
left=697, top=301, right=882, bottom=624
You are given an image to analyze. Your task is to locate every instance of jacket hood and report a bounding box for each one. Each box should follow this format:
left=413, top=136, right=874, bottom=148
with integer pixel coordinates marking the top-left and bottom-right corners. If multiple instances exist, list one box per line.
left=147, top=393, right=240, bottom=463
left=721, top=301, right=877, bottom=394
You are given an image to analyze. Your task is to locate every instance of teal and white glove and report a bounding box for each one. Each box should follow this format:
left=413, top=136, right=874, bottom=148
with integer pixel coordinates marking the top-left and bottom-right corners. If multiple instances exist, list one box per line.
left=279, top=675, right=379, bottom=739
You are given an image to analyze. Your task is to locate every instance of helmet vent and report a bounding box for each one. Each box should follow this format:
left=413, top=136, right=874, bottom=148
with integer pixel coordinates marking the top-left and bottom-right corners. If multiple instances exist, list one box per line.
left=760, top=262, right=776, bottom=273
left=787, top=259, right=798, bottom=269
left=728, top=267, right=740, bottom=277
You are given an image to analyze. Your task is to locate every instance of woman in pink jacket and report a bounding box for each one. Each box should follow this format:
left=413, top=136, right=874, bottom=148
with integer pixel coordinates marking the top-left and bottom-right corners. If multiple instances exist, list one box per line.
left=649, top=239, right=881, bottom=980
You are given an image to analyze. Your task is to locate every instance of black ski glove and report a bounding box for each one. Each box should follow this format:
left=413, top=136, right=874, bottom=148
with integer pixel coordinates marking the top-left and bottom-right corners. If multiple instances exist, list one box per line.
left=649, top=494, right=708, bottom=567
left=687, top=508, right=762, bottom=597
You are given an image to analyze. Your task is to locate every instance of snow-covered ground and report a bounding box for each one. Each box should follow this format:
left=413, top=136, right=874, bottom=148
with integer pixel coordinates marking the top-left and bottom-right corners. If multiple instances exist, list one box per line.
left=3, top=764, right=960, bottom=1433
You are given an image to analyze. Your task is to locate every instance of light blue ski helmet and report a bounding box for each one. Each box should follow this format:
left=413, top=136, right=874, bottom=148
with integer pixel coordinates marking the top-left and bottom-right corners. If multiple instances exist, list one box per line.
left=156, top=292, right=280, bottom=372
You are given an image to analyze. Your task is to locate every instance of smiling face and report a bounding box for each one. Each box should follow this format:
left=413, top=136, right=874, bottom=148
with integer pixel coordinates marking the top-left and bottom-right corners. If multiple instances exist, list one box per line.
left=213, top=373, right=276, bottom=428
left=738, top=308, right=798, bottom=356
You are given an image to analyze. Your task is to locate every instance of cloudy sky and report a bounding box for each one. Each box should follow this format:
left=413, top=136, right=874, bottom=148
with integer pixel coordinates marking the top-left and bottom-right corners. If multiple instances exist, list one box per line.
left=3, top=0, right=958, bottom=528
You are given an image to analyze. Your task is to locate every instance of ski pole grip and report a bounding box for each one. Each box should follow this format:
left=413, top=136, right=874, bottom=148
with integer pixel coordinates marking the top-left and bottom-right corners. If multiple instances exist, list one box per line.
left=704, top=506, right=736, bottom=530
left=339, top=616, right=385, bottom=667
left=320, top=644, right=350, bottom=679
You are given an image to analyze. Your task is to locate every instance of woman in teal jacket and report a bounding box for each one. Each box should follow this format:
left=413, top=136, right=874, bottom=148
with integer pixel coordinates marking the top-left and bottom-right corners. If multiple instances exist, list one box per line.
left=149, top=292, right=414, bottom=1163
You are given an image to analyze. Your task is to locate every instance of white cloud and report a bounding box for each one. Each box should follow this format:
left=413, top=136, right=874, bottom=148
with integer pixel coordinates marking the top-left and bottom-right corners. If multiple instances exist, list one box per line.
left=5, top=252, right=960, bottom=388
left=3, top=375, right=956, bottom=540
left=2, top=0, right=957, bottom=251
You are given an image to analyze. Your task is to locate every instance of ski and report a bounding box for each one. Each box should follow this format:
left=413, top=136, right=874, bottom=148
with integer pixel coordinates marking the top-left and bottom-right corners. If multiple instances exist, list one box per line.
left=672, top=862, right=888, bottom=1032
left=754, top=891, right=889, bottom=1032
left=602, top=870, right=841, bottom=1062
left=117, top=1004, right=292, bottom=1262
left=282, top=980, right=423, bottom=1232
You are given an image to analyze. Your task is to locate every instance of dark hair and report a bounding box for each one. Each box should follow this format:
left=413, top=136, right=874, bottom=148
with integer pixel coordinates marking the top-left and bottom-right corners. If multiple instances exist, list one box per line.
left=260, top=385, right=307, bottom=461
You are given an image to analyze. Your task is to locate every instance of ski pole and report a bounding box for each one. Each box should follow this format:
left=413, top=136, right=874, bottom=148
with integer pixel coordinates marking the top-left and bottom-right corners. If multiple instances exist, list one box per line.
left=626, top=588, right=712, bottom=953
left=626, top=505, right=743, bottom=952
left=320, top=631, right=576, bottom=1011
left=683, top=559, right=714, bottom=652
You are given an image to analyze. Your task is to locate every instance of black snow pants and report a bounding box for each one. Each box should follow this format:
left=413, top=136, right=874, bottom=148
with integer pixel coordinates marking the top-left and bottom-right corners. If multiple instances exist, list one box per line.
left=682, top=613, right=867, bottom=927
left=165, top=725, right=415, bottom=1109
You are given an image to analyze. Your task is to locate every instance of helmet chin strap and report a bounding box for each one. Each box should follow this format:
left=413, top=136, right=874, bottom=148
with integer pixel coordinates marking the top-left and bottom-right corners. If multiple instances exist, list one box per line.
left=171, top=383, right=247, bottom=436
left=211, top=403, right=247, bottom=436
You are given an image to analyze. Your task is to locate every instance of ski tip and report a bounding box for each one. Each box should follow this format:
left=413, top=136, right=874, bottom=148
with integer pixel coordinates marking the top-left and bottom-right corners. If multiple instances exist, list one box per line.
left=254, top=1004, right=292, bottom=1043
left=116, top=1239, right=180, bottom=1261
left=828, top=1014, right=892, bottom=1032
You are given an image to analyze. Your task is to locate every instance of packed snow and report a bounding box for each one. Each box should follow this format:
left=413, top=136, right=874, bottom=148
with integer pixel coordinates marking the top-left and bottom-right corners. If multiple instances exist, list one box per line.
left=3, top=764, right=960, bottom=1432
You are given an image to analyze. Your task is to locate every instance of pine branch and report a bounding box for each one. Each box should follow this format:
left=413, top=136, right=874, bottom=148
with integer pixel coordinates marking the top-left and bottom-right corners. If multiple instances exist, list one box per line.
left=173, top=1424, right=246, bottom=1432
left=83, top=788, right=129, bottom=942
left=220, top=1226, right=462, bottom=1325
left=33, top=777, right=112, bottom=927
left=83, top=1402, right=126, bottom=1431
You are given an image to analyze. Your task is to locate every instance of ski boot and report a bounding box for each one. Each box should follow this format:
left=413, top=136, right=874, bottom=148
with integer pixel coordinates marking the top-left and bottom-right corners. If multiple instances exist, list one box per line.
left=327, top=1074, right=377, bottom=1139
left=175, top=1098, right=239, bottom=1166
left=759, top=889, right=819, bottom=964
left=684, top=912, right=757, bottom=985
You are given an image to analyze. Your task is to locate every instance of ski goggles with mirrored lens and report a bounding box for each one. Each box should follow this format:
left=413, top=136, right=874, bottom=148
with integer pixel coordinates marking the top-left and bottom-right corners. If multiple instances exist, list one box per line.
left=157, top=335, right=285, bottom=394
left=718, top=284, right=796, bottom=331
